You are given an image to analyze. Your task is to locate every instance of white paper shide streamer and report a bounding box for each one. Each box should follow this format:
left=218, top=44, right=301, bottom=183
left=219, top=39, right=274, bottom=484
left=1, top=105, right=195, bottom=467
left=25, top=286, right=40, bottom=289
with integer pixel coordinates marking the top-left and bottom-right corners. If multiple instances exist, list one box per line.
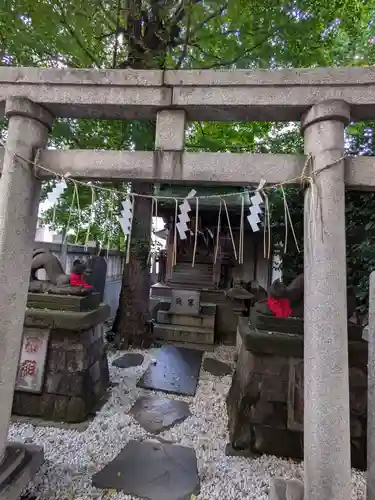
left=118, top=196, right=133, bottom=236
left=176, top=189, right=196, bottom=239
left=46, top=180, right=68, bottom=206
left=247, top=180, right=266, bottom=232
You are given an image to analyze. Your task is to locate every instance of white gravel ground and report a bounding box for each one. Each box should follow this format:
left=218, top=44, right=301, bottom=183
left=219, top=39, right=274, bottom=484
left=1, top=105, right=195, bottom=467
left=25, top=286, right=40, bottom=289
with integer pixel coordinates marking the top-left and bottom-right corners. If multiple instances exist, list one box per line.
left=10, top=345, right=366, bottom=500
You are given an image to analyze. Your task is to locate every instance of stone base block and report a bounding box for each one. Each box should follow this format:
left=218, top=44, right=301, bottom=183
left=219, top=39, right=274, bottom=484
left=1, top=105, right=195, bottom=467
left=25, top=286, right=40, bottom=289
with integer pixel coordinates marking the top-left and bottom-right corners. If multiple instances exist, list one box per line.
left=27, top=292, right=101, bottom=312
left=227, top=319, right=368, bottom=470
left=157, top=310, right=215, bottom=328
left=154, top=340, right=214, bottom=352
left=0, top=442, right=44, bottom=500
left=13, top=322, right=110, bottom=423
left=153, top=323, right=214, bottom=345
left=269, top=478, right=304, bottom=500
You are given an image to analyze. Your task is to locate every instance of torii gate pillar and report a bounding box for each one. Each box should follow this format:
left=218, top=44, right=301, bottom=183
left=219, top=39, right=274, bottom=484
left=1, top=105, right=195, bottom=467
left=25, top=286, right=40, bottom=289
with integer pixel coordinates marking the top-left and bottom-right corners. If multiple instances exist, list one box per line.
left=0, top=97, right=53, bottom=480
left=302, top=100, right=351, bottom=500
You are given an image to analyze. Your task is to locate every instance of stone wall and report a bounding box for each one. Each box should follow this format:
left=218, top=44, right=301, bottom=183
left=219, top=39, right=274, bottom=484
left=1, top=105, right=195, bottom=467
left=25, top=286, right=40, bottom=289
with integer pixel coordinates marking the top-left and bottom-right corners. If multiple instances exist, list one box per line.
left=13, top=324, right=109, bottom=423
left=226, top=318, right=367, bottom=470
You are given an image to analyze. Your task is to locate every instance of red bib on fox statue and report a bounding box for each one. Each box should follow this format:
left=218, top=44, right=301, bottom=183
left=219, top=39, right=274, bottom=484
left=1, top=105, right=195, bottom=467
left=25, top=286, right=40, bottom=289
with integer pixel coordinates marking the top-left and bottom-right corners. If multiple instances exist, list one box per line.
left=267, top=296, right=292, bottom=318
left=266, top=273, right=356, bottom=319
left=69, top=259, right=93, bottom=289
left=70, top=273, right=92, bottom=289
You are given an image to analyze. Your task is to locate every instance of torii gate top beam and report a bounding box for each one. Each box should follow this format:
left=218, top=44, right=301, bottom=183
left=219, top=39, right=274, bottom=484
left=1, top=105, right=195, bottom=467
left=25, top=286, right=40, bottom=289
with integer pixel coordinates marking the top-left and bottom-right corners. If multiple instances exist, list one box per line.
left=1, top=66, right=375, bottom=121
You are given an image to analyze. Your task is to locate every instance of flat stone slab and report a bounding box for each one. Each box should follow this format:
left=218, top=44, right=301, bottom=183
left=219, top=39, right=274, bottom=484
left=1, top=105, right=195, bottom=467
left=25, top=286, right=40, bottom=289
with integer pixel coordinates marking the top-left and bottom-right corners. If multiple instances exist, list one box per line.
left=92, top=440, right=200, bottom=500
left=137, top=346, right=203, bottom=396
left=130, top=395, right=191, bottom=434
left=112, top=353, right=144, bottom=369
left=0, top=442, right=44, bottom=500
left=203, top=358, right=232, bottom=376
left=269, top=477, right=304, bottom=500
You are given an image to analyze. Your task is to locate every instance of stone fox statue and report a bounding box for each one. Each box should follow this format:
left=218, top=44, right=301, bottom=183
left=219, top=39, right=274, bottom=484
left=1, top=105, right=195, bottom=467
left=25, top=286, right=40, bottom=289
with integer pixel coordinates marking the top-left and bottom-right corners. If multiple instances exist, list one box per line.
left=266, top=273, right=356, bottom=319
left=30, top=248, right=70, bottom=286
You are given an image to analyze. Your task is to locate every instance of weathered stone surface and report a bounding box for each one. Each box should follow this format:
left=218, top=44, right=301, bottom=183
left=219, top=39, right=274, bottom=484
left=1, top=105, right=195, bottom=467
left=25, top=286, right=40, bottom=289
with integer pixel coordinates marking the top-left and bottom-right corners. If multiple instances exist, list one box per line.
left=24, top=304, right=110, bottom=330
left=250, top=400, right=287, bottom=428
left=45, top=372, right=87, bottom=396
left=92, top=440, right=200, bottom=500
left=203, top=358, right=232, bottom=377
left=0, top=443, right=44, bottom=500
left=85, top=255, right=107, bottom=302
left=155, top=109, right=186, bottom=150
left=350, top=366, right=367, bottom=388
left=137, top=346, right=203, bottom=397
left=153, top=323, right=214, bottom=345
left=66, top=397, right=86, bottom=423
left=27, top=292, right=100, bottom=312
left=157, top=310, right=215, bottom=328
left=253, top=426, right=303, bottom=458
left=2, top=146, right=375, bottom=190
left=170, top=290, right=200, bottom=316
left=226, top=322, right=368, bottom=470
left=130, top=395, right=191, bottom=434
left=269, top=478, right=304, bottom=500
left=0, top=97, right=52, bottom=463
left=239, top=317, right=303, bottom=357
left=303, top=101, right=351, bottom=500
left=3, top=66, right=375, bottom=122
left=286, top=479, right=304, bottom=500
left=13, top=320, right=110, bottom=423
left=112, top=353, right=144, bottom=369
left=269, top=477, right=287, bottom=500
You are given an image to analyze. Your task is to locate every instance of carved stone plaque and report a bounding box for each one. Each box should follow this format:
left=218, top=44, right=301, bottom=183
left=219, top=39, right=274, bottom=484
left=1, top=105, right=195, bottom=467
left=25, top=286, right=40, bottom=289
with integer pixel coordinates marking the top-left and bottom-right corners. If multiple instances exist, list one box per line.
left=15, top=327, right=50, bottom=394
left=287, top=358, right=304, bottom=431
left=170, top=290, right=200, bottom=316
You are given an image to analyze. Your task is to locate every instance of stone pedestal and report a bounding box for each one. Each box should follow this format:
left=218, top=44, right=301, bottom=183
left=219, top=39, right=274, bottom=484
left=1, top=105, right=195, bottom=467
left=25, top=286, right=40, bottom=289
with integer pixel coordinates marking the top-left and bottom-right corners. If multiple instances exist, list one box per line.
left=12, top=304, right=110, bottom=423
left=226, top=318, right=367, bottom=471
left=152, top=290, right=216, bottom=346
left=302, top=101, right=351, bottom=500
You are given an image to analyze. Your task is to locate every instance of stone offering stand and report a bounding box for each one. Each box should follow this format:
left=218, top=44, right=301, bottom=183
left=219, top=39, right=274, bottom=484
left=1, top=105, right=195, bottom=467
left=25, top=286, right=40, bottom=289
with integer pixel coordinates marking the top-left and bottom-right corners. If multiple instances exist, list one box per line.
left=227, top=315, right=368, bottom=471
left=13, top=293, right=110, bottom=423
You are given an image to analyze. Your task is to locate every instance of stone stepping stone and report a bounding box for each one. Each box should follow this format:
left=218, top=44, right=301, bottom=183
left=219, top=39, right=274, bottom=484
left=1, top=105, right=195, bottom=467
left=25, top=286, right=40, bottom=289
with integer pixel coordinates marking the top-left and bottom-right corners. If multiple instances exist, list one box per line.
left=137, top=346, right=203, bottom=396
left=112, top=353, right=144, bottom=369
left=203, top=357, right=232, bottom=376
left=130, top=395, right=191, bottom=434
left=92, top=440, right=200, bottom=500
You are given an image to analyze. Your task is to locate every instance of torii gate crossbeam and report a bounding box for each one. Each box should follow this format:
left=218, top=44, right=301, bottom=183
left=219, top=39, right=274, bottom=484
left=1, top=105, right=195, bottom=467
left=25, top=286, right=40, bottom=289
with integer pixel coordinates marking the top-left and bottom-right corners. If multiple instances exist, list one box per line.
left=0, top=66, right=374, bottom=500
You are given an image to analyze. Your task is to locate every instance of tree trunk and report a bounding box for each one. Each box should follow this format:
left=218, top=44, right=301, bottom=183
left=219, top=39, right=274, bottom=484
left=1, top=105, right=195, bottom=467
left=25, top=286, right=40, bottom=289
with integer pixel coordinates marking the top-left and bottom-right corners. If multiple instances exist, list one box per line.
left=113, top=0, right=184, bottom=347
left=115, top=182, right=153, bottom=348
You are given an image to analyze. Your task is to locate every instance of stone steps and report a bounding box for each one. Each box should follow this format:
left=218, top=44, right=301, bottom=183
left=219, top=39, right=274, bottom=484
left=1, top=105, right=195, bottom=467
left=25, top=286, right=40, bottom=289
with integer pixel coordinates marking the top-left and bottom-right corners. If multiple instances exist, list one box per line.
left=167, top=280, right=213, bottom=288
left=153, top=323, right=214, bottom=345
left=167, top=263, right=214, bottom=289
left=168, top=274, right=213, bottom=282
left=165, top=283, right=215, bottom=291
left=167, top=276, right=213, bottom=287
left=173, top=263, right=213, bottom=270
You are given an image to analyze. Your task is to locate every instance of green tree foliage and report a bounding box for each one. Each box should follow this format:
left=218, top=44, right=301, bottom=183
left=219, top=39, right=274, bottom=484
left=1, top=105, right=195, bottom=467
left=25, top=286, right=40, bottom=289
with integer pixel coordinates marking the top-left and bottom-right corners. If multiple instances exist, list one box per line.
left=1, top=0, right=375, bottom=322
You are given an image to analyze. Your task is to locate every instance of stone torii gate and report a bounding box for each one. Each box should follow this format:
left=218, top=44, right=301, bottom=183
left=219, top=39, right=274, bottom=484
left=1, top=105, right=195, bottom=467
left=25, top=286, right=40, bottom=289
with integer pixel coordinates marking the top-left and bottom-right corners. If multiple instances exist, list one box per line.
left=0, top=66, right=375, bottom=499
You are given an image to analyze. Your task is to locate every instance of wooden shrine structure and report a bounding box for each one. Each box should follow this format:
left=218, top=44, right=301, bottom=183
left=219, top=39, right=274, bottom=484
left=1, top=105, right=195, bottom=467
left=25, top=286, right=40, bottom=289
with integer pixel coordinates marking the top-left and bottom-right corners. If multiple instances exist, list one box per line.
left=150, top=185, right=271, bottom=346
left=1, top=66, right=375, bottom=499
